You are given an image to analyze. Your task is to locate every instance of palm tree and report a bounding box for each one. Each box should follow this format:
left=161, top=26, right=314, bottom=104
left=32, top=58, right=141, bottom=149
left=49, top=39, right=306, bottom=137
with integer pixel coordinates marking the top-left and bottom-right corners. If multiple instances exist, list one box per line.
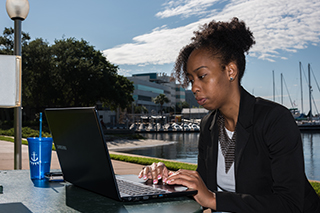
left=153, top=94, right=170, bottom=115
left=153, top=94, right=170, bottom=127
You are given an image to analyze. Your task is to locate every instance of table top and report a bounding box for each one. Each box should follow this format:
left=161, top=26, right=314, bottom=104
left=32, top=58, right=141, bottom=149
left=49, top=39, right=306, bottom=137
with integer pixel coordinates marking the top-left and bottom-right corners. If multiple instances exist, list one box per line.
left=0, top=170, right=202, bottom=213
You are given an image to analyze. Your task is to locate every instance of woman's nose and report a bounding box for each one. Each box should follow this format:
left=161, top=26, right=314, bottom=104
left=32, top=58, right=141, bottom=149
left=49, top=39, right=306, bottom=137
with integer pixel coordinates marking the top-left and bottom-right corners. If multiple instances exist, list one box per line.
left=191, top=82, right=200, bottom=94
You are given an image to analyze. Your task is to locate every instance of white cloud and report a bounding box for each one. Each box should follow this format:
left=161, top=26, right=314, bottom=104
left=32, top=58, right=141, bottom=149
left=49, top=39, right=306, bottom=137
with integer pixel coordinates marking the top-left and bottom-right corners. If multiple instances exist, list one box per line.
left=104, top=22, right=200, bottom=65
left=117, top=68, right=133, bottom=77
left=103, top=0, right=320, bottom=66
left=156, top=0, right=219, bottom=18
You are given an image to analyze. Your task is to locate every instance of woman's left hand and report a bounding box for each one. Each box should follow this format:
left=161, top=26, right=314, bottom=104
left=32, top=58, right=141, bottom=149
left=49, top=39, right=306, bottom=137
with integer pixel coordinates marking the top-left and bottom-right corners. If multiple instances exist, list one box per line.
left=166, top=169, right=216, bottom=210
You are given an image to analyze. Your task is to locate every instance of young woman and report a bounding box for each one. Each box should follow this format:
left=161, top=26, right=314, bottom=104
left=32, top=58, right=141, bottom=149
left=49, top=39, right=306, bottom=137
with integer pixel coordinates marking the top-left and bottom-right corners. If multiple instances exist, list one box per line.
left=139, top=17, right=320, bottom=212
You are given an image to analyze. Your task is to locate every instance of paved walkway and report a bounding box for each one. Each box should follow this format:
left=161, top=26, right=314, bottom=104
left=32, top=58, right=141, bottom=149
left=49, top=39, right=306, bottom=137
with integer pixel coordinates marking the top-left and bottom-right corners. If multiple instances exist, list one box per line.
left=0, top=139, right=152, bottom=175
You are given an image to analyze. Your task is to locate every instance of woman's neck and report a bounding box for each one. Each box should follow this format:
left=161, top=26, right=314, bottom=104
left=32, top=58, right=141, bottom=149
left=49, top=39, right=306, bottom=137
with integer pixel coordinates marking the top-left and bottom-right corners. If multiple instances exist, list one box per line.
left=219, top=86, right=241, bottom=131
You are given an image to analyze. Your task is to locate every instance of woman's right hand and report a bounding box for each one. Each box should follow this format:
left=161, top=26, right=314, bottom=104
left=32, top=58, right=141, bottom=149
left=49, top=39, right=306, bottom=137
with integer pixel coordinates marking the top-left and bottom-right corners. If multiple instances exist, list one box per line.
left=138, top=162, right=173, bottom=184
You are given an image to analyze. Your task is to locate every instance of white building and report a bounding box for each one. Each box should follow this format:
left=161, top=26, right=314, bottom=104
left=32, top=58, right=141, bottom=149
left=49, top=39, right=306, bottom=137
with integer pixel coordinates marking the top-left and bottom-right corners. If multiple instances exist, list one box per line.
left=127, top=73, right=185, bottom=114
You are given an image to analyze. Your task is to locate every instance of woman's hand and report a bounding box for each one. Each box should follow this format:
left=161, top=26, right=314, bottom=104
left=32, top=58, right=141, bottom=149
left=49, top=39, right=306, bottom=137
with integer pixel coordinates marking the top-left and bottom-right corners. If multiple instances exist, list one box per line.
left=138, top=162, right=173, bottom=184
left=166, top=169, right=216, bottom=210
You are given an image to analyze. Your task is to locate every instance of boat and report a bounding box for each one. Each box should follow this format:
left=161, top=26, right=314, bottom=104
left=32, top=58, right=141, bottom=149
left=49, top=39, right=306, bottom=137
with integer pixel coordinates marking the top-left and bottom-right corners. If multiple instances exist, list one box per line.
left=297, top=120, right=320, bottom=131
left=296, top=63, right=320, bottom=131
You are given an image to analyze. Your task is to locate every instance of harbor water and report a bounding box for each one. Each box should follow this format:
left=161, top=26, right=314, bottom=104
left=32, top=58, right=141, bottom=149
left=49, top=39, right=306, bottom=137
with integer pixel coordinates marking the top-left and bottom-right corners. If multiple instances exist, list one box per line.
left=121, top=132, right=320, bottom=181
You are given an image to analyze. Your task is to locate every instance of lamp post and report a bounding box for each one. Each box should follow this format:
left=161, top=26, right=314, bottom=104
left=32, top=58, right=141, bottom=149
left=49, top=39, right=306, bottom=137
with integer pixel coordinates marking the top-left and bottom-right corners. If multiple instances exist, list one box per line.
left=6, top=0, right=30, bottom=170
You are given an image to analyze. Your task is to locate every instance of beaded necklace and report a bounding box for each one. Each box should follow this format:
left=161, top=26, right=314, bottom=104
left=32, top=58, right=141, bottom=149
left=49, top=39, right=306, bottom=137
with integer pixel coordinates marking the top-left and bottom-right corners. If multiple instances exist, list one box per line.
left=217, top=113, right=237, bottom=173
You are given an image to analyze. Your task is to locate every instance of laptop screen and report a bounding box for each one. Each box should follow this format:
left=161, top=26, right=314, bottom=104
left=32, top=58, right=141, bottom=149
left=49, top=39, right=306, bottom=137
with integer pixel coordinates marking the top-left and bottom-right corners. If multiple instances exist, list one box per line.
left=45, top=107, right=121, bottom=200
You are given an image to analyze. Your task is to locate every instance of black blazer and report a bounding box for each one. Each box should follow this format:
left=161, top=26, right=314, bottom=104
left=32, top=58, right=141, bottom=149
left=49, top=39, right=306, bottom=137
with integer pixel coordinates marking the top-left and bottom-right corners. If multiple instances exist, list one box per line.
left=197, top=87, right=320, bottom=212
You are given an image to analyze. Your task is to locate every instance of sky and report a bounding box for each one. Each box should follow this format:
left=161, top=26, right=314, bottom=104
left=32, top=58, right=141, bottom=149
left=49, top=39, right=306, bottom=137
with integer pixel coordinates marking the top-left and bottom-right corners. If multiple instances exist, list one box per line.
left=1, top=0, right=320, bottom=114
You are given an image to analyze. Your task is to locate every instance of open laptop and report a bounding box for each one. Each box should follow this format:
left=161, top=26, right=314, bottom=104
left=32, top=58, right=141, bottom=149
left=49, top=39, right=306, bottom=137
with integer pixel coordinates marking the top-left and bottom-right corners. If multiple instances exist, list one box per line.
left=45, top=107, right=197, bottom=202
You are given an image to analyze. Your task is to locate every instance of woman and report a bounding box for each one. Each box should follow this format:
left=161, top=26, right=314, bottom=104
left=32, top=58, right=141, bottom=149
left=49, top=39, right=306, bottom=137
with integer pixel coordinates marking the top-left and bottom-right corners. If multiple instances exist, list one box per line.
left=139, top=17, right=320, bottom=212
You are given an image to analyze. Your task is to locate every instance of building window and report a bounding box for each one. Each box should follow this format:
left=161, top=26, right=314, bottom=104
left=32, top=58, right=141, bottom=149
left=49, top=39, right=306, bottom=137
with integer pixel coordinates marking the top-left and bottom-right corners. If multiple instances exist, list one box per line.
left=133, top=73, right=157, bottom=79
left=138, top=95, right=152, bottom=102
left=135, top=84, right=164, bottom=94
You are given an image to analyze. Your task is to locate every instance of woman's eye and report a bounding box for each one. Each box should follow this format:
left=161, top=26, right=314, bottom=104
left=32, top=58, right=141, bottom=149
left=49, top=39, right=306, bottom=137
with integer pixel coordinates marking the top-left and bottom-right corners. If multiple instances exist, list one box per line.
left=199, top=74, right=206, bottom=79
left=189, top=79, right=194, bottom=84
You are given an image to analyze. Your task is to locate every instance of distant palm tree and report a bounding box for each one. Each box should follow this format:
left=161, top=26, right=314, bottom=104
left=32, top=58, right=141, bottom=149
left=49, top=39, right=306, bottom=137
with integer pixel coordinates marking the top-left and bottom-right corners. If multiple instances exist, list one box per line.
left=153, top=94, right=170, bottom=117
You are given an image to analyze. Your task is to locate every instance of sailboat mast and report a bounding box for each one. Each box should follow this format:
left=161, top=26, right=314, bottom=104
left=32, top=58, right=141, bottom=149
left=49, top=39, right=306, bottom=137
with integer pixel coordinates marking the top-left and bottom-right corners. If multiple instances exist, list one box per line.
left=308, top=63, right=312, bottom=120
left=273, top=70, right=275, bottom=102
left=281, top=73, right=283, bottom=104
left=300, top=62, right=303, bottom=113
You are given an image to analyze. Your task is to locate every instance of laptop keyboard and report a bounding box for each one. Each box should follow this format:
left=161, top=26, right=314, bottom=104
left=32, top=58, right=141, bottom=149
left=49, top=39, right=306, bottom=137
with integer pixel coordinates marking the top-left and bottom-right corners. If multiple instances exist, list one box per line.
left=116, top=178, right=168, bottom=196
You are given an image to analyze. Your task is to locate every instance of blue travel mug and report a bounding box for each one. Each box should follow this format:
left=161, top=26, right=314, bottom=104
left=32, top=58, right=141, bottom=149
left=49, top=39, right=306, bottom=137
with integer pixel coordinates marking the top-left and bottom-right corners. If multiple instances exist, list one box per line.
left=27, top=137, right=53, bottom=180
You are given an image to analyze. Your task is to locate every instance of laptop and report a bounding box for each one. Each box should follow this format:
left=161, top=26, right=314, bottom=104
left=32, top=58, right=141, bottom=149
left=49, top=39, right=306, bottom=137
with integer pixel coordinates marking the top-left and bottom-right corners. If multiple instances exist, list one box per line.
left=45, top=107, right=197, bottom=202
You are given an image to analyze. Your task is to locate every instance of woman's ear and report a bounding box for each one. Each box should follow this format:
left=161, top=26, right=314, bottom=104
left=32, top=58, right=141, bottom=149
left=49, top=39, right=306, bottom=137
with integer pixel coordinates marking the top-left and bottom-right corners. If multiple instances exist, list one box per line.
left=227, top=62, right=238, bottom=82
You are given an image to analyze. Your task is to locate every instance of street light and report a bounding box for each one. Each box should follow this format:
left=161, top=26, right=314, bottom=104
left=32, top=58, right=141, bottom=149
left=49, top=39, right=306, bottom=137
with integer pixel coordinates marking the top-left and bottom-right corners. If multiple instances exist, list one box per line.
left=6, top=0, right=30, bottom=170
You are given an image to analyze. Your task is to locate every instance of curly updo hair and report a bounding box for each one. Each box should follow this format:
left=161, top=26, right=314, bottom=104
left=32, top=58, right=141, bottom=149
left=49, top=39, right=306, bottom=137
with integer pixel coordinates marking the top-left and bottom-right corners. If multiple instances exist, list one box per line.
left=174, top=17, right=255, bottom=86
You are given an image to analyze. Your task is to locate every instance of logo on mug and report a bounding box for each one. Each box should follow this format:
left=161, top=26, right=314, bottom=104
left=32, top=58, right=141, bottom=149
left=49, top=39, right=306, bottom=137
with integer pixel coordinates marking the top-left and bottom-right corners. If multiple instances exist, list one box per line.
left=30, top=151, right=41, bottom=166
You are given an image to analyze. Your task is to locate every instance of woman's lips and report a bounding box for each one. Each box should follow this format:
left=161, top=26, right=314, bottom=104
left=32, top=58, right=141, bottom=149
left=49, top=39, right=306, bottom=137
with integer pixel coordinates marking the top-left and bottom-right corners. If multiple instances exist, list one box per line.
left=197, top=98, right=207, bottom=105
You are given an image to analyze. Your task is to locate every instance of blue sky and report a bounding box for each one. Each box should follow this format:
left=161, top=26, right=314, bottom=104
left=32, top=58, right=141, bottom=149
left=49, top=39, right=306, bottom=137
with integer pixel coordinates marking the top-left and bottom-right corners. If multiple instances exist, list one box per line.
left=1, top=0, right=320, bottom=114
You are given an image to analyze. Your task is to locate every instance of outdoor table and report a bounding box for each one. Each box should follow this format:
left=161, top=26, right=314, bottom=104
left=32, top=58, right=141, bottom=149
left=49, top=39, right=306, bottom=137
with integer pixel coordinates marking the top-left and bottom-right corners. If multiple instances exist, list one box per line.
left=0, top=170, right=203, bottom=213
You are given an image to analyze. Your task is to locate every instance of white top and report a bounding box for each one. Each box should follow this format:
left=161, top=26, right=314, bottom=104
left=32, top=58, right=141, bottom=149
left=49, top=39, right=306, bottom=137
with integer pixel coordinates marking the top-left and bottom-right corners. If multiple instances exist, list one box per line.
left=217, top=128, right=236, bottom=193
left=216, top=128, right=235, bottom=213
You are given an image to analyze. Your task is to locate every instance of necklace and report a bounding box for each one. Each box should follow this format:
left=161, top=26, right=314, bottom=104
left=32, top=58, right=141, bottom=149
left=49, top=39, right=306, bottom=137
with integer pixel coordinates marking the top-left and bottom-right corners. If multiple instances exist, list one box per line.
left=217, top=113, right=237, bottom=173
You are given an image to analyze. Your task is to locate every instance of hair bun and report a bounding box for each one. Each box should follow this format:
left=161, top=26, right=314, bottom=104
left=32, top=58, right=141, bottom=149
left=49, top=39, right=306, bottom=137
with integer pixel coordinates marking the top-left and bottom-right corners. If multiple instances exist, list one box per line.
left=227, top=17, right=255, bottom=53
left=193, top=17, right=255, bottom=54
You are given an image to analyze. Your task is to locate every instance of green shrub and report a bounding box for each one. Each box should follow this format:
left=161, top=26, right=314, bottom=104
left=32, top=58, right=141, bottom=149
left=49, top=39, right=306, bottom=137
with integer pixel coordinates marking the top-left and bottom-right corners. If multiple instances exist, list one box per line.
left=0, top=128, right=14, bottom=136
left=21, top=127, right=51, bottom=138
left=0, top=127, right=51, bottom=138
